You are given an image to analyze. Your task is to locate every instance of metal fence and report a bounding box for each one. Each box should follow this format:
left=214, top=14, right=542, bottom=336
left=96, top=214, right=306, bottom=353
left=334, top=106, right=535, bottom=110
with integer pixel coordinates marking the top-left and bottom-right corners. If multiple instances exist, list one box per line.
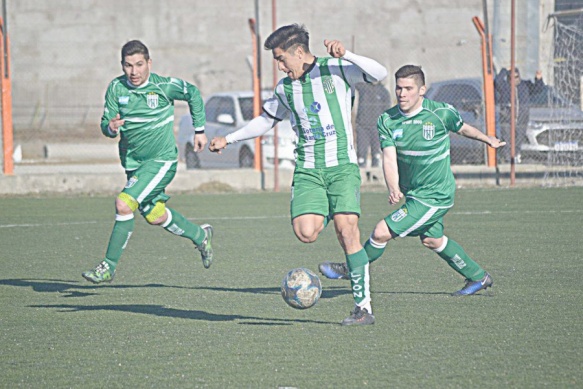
left=4, top=1, right=583, bottom=185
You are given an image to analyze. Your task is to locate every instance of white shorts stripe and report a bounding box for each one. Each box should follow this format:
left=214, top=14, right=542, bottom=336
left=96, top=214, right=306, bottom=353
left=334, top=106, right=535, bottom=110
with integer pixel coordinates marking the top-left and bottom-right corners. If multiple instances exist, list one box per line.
left=136, top=161, right=173, bottom=203
left=399, top=205, right=439, bottom=238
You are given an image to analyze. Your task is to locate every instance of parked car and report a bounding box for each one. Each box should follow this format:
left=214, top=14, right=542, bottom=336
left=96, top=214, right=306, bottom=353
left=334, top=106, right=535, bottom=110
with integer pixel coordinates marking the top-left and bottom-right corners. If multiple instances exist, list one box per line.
left=177, top=90, right=297, bottom=169
left=425, top=78, right=583, bottom=163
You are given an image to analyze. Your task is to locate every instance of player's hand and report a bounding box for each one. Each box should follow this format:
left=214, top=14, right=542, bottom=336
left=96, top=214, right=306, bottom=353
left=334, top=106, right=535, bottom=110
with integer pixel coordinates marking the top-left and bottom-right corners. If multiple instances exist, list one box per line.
left=108, top=114, right=125, bottom=134
left=388, top=190, right=404, bottom=205
left=192, top=133, right=208, bottom=152
left=209, top=136, right=227, bottom=154
left=487, top=136, right=506, bottom=149
left=324, top=39, right=346, bottom=58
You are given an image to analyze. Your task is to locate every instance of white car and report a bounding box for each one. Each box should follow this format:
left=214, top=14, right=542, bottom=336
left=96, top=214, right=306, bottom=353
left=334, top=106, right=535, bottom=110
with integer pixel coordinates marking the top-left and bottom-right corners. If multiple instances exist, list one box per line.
left=177, top=90, right=297, bottom=169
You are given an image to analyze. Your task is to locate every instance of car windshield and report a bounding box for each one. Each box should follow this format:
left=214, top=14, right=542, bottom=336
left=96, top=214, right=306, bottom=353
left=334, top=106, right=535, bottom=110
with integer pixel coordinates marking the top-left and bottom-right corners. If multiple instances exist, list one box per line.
left=239, top=97, right=254, bottom=121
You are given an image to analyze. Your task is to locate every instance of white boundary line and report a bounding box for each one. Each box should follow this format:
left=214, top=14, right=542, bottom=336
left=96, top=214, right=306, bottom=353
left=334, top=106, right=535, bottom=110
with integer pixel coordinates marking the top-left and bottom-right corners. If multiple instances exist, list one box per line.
left=1, top=209, right=582, bottom=229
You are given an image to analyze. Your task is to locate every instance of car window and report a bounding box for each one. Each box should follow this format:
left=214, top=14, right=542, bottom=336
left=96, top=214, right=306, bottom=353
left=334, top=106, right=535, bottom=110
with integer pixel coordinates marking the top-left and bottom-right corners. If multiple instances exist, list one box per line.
left=432, top=84, right=482, bottom=113
left=239, top=97, right=254, bottom=121
left=205, top=96, right=236, bottom=123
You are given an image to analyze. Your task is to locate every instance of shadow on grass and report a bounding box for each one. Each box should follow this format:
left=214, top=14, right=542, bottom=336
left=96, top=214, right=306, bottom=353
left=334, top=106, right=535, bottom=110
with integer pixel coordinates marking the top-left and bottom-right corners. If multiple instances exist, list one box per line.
left=28, top=303, right=334, bottom=325
left=0, top=278, right=351, bottom=300
left=2, top=278, right=485, bottom=299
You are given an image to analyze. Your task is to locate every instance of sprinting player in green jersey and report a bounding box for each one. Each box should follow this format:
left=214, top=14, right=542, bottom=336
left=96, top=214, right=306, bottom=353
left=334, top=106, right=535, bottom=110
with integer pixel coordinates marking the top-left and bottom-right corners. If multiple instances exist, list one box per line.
left=209, top=24, right=388, bottom=325
left=82, top=40, right=214, bottom=284
left=320, top=65, right=506, bottom=324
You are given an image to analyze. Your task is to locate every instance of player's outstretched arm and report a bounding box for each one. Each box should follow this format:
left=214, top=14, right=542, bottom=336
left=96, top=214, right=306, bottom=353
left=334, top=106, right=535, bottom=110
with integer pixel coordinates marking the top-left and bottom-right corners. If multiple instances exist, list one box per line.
left=458, top=123, right=506, bottom=149
left=209, top=112, right=278, bottom=154
left=324, top=39, right=388, bottom=82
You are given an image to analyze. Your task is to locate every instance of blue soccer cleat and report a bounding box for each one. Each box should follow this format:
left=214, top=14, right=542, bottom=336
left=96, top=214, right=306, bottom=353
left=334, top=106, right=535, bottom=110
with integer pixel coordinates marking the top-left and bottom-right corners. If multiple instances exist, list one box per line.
left=318, top=261, right=349, bottom=280
left=452, top=273, right=493, bottom=296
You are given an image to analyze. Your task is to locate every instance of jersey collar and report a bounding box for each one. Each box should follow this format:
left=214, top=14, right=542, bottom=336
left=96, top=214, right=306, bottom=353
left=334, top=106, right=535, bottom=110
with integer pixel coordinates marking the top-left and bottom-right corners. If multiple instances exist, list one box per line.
left=398, top=98, right=425, bottom=117
left=125, top=77, right=150, bottom=89
left=298, top=58, right=317, bottom=83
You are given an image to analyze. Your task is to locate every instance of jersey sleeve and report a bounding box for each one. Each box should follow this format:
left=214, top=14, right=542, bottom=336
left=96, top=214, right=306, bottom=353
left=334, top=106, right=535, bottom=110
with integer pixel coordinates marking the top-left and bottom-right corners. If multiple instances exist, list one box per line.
left=100, top=80, right=120, bottom=138
left=164, top=77, right=206, bottom=133
left=439, top=104, right=464, bottom=133
left=377, top=113, right=396, bottom=149
left=262, top=82, right=290, bottom=121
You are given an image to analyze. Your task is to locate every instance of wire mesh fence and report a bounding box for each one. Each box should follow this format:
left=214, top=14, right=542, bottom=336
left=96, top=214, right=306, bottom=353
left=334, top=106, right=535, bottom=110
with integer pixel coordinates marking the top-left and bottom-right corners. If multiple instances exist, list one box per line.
left=3, top=1, right=583, bottom=186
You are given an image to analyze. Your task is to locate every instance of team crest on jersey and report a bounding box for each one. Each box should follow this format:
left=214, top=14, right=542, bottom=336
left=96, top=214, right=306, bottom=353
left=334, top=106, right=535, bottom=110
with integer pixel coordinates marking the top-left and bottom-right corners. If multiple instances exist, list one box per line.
left=125, top=175, right=138, bottom=188
left=423, top=122, right=435, bottom=140
left=393, top=129, right=403, bottom=140
left=286, top=93, right=293, bottom=104
left=118, top=96, right=129, bottom=105
left=322, top=76, right=335, bottom=94
left=147, top=92, right=159, bottom=109
left=391, top=206, right=408, bottom=222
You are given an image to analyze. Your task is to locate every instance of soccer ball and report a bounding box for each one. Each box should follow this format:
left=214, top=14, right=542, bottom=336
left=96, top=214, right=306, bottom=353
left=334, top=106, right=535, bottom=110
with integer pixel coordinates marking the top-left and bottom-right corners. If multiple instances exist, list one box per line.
left=281, top=267, right=322, bottom=309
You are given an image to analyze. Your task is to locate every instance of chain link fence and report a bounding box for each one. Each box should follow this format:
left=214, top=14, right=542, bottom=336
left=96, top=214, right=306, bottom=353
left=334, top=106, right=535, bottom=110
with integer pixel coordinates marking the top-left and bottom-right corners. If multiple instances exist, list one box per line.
left=4, top=1, right=583, bottom=185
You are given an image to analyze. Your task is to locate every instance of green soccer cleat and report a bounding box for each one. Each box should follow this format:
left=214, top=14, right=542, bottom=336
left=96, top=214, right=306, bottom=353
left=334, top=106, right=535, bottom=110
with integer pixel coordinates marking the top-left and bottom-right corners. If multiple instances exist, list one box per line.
left=82, top=261, right=115, bottom=284
left=198, top=224, right=214, bottom=269
left=341, top=306, right=375, bottom=326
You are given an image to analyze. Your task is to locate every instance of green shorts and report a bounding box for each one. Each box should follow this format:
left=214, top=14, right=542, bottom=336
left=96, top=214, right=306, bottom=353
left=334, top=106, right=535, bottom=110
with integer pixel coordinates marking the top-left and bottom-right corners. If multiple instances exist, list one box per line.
left=122, top=160, right=177, bottom=217
left=290, top=163, right=361, bottom=219
left=385, top=197, right=452, bottom=238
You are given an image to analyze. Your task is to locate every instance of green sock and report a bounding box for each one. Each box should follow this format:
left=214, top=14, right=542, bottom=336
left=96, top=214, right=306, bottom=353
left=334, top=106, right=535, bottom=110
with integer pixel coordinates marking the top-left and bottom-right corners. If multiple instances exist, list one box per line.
left=364, top=237, right=387, bottom=264
left=434, top=237, right=485, bottom=281
left=346, top=248, right=372, bottom=312
left=162, top=208, right=205, bottom=245
left=104, top=214, right=135, bottom=271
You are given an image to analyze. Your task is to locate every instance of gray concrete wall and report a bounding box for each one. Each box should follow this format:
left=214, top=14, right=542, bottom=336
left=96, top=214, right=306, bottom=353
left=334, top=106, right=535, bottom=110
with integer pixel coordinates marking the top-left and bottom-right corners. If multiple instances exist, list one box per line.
left=9, top=0, right=486, bottom=135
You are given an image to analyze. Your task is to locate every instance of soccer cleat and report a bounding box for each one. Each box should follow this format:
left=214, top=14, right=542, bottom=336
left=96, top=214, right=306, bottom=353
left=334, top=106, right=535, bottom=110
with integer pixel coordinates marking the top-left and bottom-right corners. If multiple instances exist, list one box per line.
left=82, top=261, right=115, bottom=284
left=341, top=306, right=375, bottom=326
left=198, top=224, right=214, bottom=269
left=318, top=261, right=349, bottom=280
left=451, top=273, right=493, bottom=296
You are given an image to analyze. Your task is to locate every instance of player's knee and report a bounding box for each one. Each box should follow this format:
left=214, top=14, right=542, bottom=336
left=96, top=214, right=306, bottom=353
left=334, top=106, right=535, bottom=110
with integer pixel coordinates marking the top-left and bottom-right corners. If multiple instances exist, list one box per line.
left=116, top=193, right=138, bottom=215
left=143, top=201, right=168, bottom=225
left=294, top=229, right=318, bottom=244
left=421, top=236, right=443, bottom=250
left=372, top=220, right=392, bottom=243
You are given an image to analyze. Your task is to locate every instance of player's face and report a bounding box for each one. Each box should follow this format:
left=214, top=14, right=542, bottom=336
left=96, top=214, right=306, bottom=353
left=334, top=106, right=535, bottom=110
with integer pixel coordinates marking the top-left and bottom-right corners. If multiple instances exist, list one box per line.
left=272, top=46, right=304, bottom=80
left=395, top=77, right=426, bottom=113
left=122, top=54, right=152, bottom=87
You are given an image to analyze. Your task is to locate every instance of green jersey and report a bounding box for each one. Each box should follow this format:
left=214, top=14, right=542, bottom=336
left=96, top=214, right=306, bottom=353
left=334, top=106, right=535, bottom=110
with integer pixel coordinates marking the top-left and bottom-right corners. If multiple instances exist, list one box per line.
left=263, top=57, right=369, bottom=169
left=377, top=98, right=464, bottom=207
left=101, top=72, right=205, bottom=171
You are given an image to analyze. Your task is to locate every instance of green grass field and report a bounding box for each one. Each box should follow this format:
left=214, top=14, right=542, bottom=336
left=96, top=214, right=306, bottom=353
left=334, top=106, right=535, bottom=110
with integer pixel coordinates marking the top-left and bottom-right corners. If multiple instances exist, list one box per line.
left=1, top=187, right=582, bottom=388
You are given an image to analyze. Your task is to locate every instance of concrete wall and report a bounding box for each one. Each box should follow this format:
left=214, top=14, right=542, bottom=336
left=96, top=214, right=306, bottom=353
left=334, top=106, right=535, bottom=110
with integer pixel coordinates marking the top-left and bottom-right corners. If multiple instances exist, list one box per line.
left=9, top=0, right=486, bottom=134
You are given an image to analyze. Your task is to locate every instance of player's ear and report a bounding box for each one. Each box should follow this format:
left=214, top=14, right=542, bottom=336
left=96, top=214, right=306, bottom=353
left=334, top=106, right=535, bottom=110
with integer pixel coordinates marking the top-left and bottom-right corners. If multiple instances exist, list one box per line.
left=419, top=85, right=427, bottom=96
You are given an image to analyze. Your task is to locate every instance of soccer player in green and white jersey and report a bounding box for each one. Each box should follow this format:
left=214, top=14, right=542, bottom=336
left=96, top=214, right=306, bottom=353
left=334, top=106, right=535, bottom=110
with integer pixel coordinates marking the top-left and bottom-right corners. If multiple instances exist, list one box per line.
left=321, top=65, right=506, bottom=324
left=82, top=40, right=214, bottom=284
left=209, top=24, right=388, bottom=325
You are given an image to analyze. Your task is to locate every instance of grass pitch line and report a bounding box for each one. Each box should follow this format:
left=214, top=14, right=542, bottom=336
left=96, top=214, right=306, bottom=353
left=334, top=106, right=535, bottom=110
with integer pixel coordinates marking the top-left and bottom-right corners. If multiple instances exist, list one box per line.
left=1, top=208, right=581, bottom=229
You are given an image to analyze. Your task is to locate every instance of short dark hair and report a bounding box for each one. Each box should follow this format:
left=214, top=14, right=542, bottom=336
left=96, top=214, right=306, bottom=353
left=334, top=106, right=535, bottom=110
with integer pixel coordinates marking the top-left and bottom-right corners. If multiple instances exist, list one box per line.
left=395, top=65, right=425, bottom=86
left=264, top=24, right=310, bottom=53
left=121, top=40, right=150, bottom=63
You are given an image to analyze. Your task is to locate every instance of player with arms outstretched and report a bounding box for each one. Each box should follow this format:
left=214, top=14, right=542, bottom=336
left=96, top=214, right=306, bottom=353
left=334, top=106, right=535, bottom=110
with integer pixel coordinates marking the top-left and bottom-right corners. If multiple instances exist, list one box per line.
left=209, top=24, right=388, bottom=325
left=320, top=65, right=506, bottom=322
left=82, top=40, right=214, bottom=284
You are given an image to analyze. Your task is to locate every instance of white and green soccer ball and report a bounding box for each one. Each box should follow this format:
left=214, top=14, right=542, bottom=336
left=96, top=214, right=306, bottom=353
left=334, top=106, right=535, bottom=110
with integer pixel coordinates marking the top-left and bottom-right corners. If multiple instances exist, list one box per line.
left=281, top=267, right=322, bottom=309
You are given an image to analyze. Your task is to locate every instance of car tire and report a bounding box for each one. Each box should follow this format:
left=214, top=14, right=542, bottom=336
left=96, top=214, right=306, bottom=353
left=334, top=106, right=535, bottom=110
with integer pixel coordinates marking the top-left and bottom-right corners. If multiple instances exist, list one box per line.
left=239, top=146, right=254, bottom=168
left=185, top=143, right=200, bottom=169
